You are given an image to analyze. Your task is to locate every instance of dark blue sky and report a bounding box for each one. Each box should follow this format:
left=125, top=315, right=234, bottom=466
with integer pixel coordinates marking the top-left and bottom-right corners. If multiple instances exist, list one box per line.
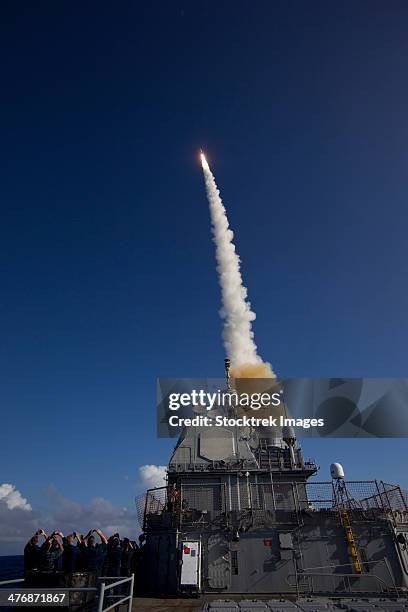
left=1, top=1, right=408, bottom=550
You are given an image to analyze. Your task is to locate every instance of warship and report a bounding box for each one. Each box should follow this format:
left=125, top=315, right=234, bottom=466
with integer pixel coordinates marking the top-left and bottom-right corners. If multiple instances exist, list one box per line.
left=138, top=361, right=408, bottom=611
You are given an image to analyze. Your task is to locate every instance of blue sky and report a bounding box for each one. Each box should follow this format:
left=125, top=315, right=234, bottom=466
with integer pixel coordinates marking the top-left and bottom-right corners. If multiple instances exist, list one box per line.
left=1, top=1, right=408, bottom=554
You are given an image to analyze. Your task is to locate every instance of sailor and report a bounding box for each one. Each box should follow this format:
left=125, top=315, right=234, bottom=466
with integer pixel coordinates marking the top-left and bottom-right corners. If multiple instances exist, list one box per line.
left=24, top=529, right=48, bottom=575
left=62, top=532, right=82, bottom=573
left=81, top=528, right=108, bottom=574
left=40, top=533, right=64, bottom=571
left=121, top=538, right=135, bottom=577
left=106, top=534, right=123, bottom=577
left=131, top=535, right=146, bottom=594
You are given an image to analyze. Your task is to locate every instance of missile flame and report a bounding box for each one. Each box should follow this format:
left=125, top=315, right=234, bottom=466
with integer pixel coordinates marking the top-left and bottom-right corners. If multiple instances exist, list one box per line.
left=200, top=151, right=209, bottom=171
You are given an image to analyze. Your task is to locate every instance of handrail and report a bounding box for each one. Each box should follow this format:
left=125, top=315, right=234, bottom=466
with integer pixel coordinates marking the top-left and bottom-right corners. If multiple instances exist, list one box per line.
left=97, top=574, right=134, bottom=612
left=0, top=578, right=24, bottom=586
left=0, top=576, right=97, bottom=593
left=288, top=569, right=396, bottom=594
left=0, top=574, right=134, bottom=611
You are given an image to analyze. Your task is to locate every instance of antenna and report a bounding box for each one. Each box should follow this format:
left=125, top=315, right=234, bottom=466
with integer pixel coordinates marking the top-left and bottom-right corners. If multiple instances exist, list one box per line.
left=224, top=358, right=231, bottom=390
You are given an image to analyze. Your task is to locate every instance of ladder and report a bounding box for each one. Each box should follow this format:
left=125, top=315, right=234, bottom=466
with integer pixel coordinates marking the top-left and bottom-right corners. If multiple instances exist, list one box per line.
left=340, top=509, right=362, bottom=573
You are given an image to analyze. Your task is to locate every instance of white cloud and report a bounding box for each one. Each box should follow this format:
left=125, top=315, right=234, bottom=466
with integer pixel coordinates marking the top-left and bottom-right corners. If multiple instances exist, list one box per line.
left=0, top=466, right=168, bottom=554
left=0, top=484, right=32, bottom=511
left=139, top=465, right=167, bottom=489
left=0, top=484, right=138, bottom=554
left=0, top=485, right=39, bottom=551
left=43, top=486, right=137, bottom=537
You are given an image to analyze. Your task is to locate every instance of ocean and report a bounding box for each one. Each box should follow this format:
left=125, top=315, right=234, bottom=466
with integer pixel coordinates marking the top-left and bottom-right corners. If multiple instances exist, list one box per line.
left=0, top=556, right=24, bottom=582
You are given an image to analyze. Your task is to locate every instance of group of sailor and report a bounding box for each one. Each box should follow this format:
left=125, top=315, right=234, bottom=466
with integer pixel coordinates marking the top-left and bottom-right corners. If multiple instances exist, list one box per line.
left=23, top=528, right=141, bottom=577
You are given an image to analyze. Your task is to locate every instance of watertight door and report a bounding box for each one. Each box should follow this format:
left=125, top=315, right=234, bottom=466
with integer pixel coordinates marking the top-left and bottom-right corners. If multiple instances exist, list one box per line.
left=180, top=541, right=201, bottom=588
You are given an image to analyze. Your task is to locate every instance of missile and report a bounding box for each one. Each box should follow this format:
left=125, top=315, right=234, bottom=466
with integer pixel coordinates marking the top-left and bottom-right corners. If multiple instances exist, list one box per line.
left=199, top=148, right=209, bottom=169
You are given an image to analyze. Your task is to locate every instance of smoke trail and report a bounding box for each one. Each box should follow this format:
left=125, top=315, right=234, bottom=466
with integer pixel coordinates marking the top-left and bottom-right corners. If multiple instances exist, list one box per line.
left=201, top=153, right=275, bottom=378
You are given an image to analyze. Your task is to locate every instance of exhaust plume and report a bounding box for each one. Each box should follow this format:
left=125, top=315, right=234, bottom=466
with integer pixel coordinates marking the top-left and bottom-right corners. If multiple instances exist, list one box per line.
left=200, top=152, right=275, bottom=378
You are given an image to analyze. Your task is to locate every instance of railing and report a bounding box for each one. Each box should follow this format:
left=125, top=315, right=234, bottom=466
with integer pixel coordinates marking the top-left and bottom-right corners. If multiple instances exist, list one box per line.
left=166, top=451, right=319, bottom=475
left=97, top=575, right=134, bottom=612
left=137, top=487, right=168, bottom=529
left=0, top=574, right=134, bottom=612
left=288, top=568, right=396, bottom=595
left=140, top=480, right=408, bottom=531
left=286, top=557, right=399, bottom=596
left=303, top=481, right=408, bottom=515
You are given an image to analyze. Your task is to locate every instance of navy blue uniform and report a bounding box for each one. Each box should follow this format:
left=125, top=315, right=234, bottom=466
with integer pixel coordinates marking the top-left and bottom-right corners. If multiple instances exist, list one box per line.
left=62, top=543, right=82, bottom=573
left=106, top=546, right=122, bottom=577
left=121, top=549, right=134, bottom=577
left=40, top=544, right=62, bottom=571
left=24, top=543, right=42, bottom=574
left=82, top=543, right=107, bottom=572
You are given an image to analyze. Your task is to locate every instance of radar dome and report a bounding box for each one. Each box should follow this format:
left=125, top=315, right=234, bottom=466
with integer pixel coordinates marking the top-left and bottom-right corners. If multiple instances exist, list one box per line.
left=330, top=462, right=345, bottom=480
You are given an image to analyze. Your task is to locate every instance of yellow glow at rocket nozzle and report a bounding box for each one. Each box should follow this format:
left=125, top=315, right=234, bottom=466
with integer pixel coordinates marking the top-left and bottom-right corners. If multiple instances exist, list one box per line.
left=200, top=151, right=209, bottom=170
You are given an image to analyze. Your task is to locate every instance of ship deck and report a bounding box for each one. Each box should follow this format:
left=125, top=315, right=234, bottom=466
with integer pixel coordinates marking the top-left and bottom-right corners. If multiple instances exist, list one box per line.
left=131, top=595, right=408, bottom=612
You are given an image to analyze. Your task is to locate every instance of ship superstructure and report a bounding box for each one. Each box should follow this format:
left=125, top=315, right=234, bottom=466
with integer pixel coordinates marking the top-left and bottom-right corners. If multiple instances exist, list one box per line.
left=138, top=364, right=408, bottom=601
